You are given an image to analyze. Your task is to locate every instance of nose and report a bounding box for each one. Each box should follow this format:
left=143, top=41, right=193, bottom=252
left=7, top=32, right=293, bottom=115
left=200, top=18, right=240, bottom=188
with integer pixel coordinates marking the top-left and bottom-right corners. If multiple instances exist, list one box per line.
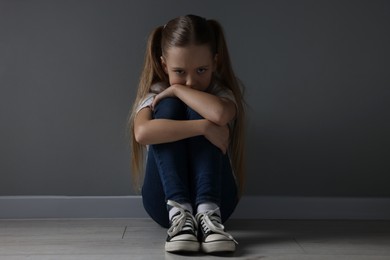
left=185, top=74, right=196, bottom=87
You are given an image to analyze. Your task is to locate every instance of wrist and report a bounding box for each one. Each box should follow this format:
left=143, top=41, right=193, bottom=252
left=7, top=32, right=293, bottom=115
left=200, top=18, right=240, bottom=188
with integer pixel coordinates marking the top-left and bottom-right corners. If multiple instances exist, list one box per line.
left=200, top=119, right=210, bottom=136
left=172, top=84, right=189, bottom=98
left=171, top=84, right=180, bottom=96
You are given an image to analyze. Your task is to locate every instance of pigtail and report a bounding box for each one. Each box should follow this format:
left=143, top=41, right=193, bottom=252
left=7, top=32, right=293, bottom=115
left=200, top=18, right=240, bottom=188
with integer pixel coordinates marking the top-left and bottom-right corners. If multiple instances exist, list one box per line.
left=208, top=19, right=246, bottom=196
left=207, top=20, right=232, bottom=84
left=128, top=26, right=166, bottom=192
left=138, top=26, right=167, bottom=97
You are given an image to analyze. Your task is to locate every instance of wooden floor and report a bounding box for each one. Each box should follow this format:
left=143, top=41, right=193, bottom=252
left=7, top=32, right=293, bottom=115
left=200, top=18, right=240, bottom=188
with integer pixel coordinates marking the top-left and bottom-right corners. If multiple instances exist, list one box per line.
left=1, top=218, right=390, bottom=259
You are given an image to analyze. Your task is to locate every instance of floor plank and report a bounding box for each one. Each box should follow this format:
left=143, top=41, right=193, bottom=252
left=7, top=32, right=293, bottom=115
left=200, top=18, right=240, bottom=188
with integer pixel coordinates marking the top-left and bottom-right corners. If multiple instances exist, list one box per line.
left=0, top=219, right=389, bottom=259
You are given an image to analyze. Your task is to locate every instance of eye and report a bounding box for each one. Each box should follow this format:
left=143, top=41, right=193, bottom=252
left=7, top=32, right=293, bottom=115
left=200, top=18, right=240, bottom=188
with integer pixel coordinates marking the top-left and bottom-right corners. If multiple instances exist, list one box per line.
left=173, top=69, right=185, bottom=75
left=197, top=68, right=208, bottom=74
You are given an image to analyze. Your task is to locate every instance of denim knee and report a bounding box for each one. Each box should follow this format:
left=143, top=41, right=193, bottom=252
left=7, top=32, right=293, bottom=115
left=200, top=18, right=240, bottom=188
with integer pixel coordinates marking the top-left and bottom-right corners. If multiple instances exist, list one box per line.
left=186, top=106, right=204, bottom=120
left=153, top=98, right=186, bottom=120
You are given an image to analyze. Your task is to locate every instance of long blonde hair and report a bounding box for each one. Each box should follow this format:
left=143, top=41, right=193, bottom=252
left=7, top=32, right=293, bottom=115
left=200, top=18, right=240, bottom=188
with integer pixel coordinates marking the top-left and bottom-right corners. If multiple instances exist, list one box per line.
left=127, top=15, right=246, bottom=195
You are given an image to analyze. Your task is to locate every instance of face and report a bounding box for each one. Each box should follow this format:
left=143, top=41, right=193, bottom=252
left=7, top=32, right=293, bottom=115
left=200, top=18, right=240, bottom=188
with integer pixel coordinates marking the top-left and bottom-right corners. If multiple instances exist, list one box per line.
left=161, top=44, right=216, bottom=91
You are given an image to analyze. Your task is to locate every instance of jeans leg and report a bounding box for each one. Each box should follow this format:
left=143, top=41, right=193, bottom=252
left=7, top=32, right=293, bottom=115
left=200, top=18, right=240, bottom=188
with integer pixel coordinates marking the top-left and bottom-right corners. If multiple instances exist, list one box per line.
left=142, top=148, right=169, bottom=228
left=151, top=98, right=191, bottom=204
left=141, top=98, right=191, bottom=226
left=186, top=107, right=239, bottom=221
left=188, top=135, right=223, bottom=206
left=219, top=156, right=239, bottom=223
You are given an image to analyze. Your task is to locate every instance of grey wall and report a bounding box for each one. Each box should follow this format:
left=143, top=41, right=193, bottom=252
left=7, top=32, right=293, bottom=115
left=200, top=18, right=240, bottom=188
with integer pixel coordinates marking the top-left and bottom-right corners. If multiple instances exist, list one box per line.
left=1, top=0, right=389, bottom=197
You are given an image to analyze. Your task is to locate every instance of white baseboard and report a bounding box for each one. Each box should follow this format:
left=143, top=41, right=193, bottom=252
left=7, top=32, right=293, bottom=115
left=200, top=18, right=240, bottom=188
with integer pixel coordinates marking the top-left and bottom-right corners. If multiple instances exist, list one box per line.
left=1, top=196, right=390, bottom=220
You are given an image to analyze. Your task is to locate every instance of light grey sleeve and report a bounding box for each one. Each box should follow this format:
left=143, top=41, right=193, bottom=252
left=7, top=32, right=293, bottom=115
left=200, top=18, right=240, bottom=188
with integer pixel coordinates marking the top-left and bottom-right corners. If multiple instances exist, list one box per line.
left=136, top=93, right=156, bottom=114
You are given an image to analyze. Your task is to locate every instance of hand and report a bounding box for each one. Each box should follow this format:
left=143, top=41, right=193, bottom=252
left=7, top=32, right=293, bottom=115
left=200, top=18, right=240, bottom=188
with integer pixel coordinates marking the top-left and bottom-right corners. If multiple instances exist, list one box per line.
left=203, top=120, right=230, bottom=154
left=152, top=85, right=176, bottom=109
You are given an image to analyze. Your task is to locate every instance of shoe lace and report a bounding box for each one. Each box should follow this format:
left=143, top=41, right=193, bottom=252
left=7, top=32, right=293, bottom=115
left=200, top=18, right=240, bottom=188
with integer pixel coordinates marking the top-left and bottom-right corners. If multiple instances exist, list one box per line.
left=197, top=208, right=238, bottom=244
left=167, top=200, right=197, bottom=237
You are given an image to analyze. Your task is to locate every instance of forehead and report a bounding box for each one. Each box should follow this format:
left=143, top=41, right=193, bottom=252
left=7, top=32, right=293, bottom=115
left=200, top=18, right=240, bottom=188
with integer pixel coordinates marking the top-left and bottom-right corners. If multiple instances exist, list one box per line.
left=164, top=45, right=213, bottom=67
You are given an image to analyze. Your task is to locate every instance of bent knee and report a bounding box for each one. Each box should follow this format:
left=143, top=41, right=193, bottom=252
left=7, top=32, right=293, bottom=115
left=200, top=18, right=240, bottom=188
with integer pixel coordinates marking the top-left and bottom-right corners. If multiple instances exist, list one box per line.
left=153, top=98, right=186, bottom=120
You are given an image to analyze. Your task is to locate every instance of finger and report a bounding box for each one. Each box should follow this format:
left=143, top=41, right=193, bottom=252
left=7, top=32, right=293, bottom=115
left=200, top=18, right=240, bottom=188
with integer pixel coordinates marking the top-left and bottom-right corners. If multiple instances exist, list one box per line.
left=152, top=96, right=159, bottom=109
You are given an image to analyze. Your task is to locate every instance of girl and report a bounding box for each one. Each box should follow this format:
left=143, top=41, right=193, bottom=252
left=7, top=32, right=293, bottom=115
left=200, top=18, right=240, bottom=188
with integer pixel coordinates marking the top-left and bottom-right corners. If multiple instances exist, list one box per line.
left=128, top=14, right=245, bottom=254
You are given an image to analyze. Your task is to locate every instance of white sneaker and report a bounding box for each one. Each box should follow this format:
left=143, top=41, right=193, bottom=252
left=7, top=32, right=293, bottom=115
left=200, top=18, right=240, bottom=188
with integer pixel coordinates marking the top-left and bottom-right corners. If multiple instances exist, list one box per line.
left=165, top=200, right=200, bottom=253
left=196, top=208, right=238, bottom=253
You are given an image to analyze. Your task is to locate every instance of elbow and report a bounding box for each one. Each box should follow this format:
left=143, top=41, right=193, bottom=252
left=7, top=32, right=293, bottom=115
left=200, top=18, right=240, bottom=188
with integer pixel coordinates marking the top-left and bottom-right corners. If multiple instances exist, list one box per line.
left=134, top=125, right=149, bottom=145
left=209, top=101, right=236, bottom=126
left=211, top=112, right=231, bottom=126
left=213, top=116, right=228, bottom=126
left=210, top=107, right=234, bottom=126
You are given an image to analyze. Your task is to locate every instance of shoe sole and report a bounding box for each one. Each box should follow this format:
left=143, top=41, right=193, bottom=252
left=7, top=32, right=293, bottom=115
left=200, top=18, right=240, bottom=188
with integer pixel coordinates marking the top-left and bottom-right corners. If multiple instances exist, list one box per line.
left=165, top=241, right=200, bottom=252
left=201, top=240, right=236, bottom=253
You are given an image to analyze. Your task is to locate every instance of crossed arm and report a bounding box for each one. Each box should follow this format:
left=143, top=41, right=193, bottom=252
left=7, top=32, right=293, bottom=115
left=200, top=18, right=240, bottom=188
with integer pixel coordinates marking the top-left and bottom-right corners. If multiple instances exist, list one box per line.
left=134, top=84, right=236, bottom=154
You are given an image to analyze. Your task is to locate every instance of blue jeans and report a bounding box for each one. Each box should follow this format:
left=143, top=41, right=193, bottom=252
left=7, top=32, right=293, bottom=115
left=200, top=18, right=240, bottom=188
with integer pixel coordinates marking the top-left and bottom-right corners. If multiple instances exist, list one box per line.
left=142, top=98, right=239, bottom=228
